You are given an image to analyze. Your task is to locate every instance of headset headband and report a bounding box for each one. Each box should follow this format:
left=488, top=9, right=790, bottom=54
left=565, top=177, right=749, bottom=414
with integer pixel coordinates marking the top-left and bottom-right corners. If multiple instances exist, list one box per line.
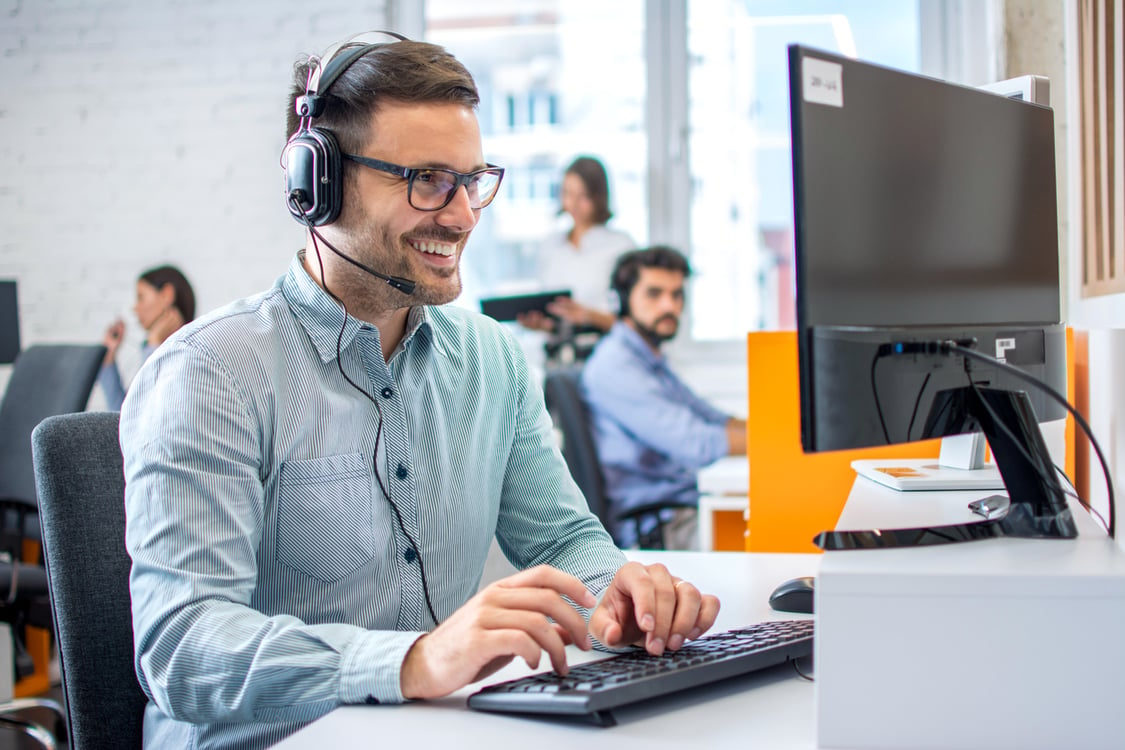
left=297, top=30, right=408, bottom=118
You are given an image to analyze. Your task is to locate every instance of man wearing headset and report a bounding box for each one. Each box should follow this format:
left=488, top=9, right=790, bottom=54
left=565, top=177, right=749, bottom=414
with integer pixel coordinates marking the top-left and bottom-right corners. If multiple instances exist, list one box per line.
left=581, top=246, right=749, bottom=550
left=119, top=35, right=719, bottom=749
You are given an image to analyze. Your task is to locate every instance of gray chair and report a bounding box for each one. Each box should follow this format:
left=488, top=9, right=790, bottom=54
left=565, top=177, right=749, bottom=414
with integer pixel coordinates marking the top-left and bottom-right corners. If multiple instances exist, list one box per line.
left=0, top=344, right=107, bottom=552
left=543, top=366, right=693, bottom=549
left=32, top=411, right=145, bottom=750
left=0, top=344, right=105, bottom=695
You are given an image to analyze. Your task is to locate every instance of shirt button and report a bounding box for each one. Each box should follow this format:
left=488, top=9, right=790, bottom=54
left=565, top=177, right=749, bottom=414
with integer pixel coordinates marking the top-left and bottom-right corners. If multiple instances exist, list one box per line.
left=404, top=548, right=417, bottom=564
left=381, top=387, right=394, bottom=398
left=365, top=696, right=379, bottom=705
left=395, top=463, right=408, bottom=480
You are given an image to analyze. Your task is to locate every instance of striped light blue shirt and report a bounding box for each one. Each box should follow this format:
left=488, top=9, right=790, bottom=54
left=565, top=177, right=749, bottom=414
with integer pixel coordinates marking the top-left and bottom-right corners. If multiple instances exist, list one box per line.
left=121, top=253, right=626, bottom=750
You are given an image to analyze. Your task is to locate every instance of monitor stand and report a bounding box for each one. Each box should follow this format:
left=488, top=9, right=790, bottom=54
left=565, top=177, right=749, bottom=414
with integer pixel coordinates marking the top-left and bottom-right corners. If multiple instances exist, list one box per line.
left=815, top=387, right=1078, bottom=551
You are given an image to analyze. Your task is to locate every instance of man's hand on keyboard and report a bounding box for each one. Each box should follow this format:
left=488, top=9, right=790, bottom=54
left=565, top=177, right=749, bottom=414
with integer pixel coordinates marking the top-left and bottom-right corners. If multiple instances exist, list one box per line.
left=590, top=561, right=721, bottom=656
left=400, top=565, right=597, bottom=700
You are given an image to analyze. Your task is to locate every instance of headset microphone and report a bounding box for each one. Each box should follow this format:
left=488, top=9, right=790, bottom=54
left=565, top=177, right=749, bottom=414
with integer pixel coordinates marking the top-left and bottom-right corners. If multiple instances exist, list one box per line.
left=290, top=199, right=416, bottom=295
left=321, top=236, right=417, bottom=295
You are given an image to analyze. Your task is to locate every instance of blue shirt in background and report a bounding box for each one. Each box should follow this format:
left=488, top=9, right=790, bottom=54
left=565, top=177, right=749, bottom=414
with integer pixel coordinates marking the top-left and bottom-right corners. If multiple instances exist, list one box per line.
left=581, top=321, right=731, bottom=545
left=121, top=253, right=626, bottom=750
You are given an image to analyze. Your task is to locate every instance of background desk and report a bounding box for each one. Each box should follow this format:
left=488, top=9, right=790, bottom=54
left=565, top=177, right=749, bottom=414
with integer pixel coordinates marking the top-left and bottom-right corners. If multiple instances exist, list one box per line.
left=696, top=456, right=749, bottom=551
left=271, top=550, right=819, bottom=750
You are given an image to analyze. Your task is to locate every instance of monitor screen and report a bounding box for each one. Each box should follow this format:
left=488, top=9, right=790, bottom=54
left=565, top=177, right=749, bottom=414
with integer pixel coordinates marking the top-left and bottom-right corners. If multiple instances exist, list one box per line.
left=788, top=46, right=1074, bottom=547
left=0, top=280, right=19, bottom=365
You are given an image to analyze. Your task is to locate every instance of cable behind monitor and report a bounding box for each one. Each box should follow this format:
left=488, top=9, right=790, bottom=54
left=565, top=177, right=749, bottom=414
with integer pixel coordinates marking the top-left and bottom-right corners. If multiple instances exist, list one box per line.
left=815, top=339, right=1114, bottom=550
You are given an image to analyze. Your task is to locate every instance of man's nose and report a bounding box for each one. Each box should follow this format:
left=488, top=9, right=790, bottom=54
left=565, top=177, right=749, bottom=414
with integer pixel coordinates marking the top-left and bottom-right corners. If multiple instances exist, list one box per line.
left=434, top=184, right=479, bottom=232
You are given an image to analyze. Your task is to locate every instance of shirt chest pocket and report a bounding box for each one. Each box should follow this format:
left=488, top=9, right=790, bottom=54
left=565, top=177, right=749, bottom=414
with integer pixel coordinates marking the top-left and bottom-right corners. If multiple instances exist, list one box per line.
left=276, top=453, right=377, bottom=582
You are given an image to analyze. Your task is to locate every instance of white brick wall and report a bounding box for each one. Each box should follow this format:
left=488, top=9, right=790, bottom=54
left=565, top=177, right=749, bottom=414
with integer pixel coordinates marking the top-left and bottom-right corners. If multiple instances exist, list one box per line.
left=0, top=0, right=392, bottom=399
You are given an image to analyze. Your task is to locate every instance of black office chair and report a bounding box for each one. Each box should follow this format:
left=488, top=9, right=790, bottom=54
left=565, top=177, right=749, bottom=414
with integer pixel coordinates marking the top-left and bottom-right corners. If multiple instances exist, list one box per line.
left=32, top=411, right=145, bottom=750
left=0, top=558, right=65, bottom=749
left=543, top=367, right=694, bottom=549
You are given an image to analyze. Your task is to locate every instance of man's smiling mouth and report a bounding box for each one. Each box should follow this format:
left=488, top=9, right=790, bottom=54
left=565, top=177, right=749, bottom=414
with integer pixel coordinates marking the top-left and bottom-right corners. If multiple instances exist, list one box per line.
left=409, top=239, right=457, bottom=257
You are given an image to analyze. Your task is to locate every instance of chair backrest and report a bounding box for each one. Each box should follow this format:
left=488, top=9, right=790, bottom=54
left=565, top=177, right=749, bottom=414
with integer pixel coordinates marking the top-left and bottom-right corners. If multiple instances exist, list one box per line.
left=31, top=411, right=145, bottom=750
left=543, top=367, right=611, bottom=523
left=0, top=344, right=106, bottom=508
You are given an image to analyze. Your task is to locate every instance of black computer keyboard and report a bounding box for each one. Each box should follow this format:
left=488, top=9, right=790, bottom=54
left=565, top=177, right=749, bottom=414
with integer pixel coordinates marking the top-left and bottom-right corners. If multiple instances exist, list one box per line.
left=467, top=618, right=814, bottom=726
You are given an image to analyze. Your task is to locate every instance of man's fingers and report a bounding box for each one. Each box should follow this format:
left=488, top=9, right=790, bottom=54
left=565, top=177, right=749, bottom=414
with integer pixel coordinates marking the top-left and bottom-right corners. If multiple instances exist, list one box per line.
left=640, top=564, right=676, bottom=654
left=481, top=584, right=592, bottom=652
left=495, top=564, right=597, bottom=609
left=594, top=562, right=723, bottom=655
left=477, top=614, right=574, bottom=675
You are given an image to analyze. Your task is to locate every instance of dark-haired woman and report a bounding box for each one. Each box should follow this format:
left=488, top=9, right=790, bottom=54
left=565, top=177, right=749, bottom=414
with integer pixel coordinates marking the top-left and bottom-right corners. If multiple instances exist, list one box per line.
left=519, top=156, right=634, bottom=335
left=99, top=265, right=195, bottom=410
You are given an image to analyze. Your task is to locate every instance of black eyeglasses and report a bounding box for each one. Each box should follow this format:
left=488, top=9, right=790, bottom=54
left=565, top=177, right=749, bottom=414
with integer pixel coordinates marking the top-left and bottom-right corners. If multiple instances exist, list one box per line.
left=342, top=154, right=505, bottom=211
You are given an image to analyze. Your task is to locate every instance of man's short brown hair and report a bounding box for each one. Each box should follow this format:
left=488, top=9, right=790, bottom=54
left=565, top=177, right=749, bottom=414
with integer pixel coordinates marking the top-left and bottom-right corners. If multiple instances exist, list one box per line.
left=286, top=39, right=480, bottom=155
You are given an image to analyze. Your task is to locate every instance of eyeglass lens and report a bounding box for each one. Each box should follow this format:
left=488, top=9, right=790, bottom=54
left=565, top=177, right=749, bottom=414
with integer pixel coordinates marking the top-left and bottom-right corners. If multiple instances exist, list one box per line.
left=410, top=169, right=502, bottom=210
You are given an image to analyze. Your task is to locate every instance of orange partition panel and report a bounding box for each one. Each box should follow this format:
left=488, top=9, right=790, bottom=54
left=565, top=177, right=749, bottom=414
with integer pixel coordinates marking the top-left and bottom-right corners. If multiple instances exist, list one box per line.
left=1069, top=328, right=1088, bottom=497
left=745, top=332, right=943, bottom=553
left=712, top=510, right=748, bottom=551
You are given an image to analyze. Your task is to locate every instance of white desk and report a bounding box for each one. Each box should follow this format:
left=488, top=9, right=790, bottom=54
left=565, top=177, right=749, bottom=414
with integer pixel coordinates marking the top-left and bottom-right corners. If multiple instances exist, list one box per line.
left=817, top=478, right=1125, bottom=750
left=271, top=550, right=820, bottom=750
left=696, top=456, right=749, bottom=550
left=272, top=478, right=1125, bottom=749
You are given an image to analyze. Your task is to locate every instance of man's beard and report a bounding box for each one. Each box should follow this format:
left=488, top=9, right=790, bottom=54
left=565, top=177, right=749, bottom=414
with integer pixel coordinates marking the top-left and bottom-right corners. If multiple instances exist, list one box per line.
left=335, top=212, right=465, bottom=309
left=630, top=314, right=679, bottom=349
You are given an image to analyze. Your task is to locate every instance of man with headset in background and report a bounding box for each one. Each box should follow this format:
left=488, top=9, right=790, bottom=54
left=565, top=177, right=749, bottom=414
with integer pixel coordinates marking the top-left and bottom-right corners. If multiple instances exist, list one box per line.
left=118, top=33, right=719, bottom=749
left=581, top=246, right=748, bottom=550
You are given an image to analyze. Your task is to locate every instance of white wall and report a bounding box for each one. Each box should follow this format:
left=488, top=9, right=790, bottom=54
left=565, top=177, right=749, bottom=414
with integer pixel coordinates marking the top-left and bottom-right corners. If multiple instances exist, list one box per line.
left=0, top=0, right=393, bottom=401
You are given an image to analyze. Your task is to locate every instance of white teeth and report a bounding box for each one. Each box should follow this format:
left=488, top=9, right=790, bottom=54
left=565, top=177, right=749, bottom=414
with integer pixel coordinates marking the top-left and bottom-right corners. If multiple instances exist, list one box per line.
left=411, top=240, right=455, bottom=257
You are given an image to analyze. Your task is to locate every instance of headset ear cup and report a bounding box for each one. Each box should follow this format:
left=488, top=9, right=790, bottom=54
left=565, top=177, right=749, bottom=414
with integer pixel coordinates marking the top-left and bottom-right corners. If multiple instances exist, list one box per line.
left=283, top=127, right=343, bottom=226
left=611, top=267, right=630, bottom=318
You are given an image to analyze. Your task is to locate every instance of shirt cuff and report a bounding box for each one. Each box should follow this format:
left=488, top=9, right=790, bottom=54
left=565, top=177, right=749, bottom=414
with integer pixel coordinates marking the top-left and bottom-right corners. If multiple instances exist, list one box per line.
left=338, top=629, right=426, bottom=704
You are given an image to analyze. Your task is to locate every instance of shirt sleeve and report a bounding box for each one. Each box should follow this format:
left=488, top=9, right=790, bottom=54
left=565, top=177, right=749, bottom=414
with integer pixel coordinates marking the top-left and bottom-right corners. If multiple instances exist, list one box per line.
left=121, top=340, right=422, bottom=725
left=97, top=361, right=126, bottom=411
left=489, top=328, right=627, bottom=593
left=582, top=344, right=731, bottom=469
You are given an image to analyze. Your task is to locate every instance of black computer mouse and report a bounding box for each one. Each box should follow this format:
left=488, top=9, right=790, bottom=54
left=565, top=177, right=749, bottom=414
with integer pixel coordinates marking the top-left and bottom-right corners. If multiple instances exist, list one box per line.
left=768, top=576, right=816, bottom=614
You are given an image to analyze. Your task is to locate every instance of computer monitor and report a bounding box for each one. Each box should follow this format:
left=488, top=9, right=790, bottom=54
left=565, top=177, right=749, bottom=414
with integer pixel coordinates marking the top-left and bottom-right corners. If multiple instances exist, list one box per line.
left=977, top=74, right=1050, bottom=106
left=0, top=280, right=19, bottom=365
left=787, top=46, right=1075, bottom=549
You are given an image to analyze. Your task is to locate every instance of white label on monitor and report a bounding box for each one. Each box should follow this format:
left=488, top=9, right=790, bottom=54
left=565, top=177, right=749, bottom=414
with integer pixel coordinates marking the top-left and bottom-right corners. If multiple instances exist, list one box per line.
left=803, top=58, right=844, bottom=107
left=995, top=337, right=1016, bottom=363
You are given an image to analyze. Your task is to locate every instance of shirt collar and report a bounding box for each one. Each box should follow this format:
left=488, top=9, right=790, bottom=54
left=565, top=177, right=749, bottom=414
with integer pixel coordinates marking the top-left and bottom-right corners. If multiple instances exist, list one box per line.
left=611, top=320, right=665, bottom=369
left=282, top=252, right=431, bottom=363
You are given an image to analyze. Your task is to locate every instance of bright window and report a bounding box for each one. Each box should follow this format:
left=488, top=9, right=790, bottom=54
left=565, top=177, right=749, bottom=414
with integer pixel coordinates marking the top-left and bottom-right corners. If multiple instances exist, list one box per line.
left=425, top=0, right=648, bottom=309
left=424, top=2, right=939, bottom=344
left=686, top=1, right=920, bottom=340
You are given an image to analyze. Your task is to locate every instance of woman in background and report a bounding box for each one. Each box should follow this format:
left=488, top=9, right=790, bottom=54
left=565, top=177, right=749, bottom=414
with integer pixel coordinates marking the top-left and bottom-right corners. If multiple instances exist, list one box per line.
left=99, top=265, right=195, bottom=410
left=519, top=156, right=635, bottom=334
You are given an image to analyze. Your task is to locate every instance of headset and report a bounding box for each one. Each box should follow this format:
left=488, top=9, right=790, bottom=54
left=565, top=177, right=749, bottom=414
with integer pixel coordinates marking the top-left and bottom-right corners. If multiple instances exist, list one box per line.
left=611, top=255, right=636, bottom=319
left=282, top=31, right=407, bottom=226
